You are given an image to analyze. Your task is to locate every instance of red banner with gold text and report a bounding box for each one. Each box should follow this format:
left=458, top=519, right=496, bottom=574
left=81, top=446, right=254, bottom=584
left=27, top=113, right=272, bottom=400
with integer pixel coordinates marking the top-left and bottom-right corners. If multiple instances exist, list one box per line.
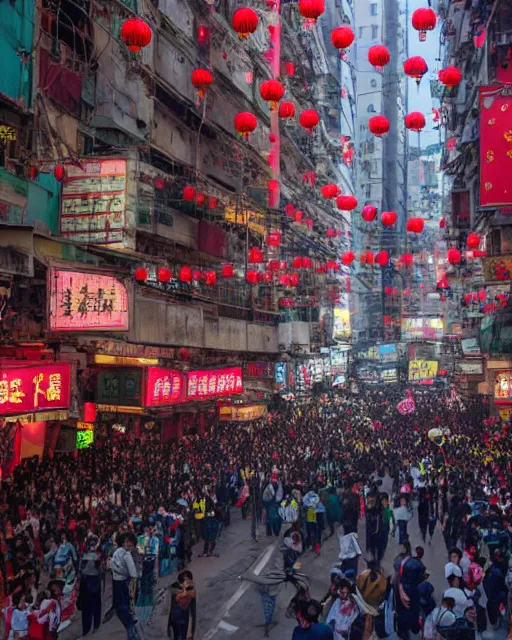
left=480, top=85, right=512, bottom=207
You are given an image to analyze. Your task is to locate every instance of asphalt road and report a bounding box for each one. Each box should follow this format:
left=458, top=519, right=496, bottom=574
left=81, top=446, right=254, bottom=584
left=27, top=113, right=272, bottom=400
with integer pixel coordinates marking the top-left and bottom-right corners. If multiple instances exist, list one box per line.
left=61, top=510, right=509, bottom=640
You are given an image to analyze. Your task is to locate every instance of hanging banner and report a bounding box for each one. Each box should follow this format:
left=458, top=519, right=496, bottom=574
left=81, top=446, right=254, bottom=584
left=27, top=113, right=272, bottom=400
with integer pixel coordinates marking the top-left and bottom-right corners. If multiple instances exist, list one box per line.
left=48, top=268, right=129, bottom=332
left=187, top=367, right=243, bottom=400
left=274, top=362, right=288, bottom=393
left=144, top=368, right=185, bottom=407
left=0, top=363, right=71, bottom=416
left=480, top=85, right=512, bottom=207
left=60, top=158, right=127, bottom=243
left=333, top=304, right=351, bottom=340
left=243, top=362, right=275, bottom=379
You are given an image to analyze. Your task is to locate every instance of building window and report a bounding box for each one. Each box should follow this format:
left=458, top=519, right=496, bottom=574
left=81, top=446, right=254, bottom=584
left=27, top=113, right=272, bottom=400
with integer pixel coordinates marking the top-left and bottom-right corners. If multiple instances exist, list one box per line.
left=367, top=104, right=375, bottom=113
left=359, top=26, right=364, bottom=38
left=370, top=3, right=378, bottom=15
left=370, top=79, right=378, bottom=88
left=371, top=24, right=379, bottom=39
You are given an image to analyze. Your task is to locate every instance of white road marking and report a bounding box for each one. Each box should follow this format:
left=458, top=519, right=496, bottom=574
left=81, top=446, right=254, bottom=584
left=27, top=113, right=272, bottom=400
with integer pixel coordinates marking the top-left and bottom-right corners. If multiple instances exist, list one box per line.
left=218, top=621, right=239, bottom=632
left=202, top=541, right=278, bottom=640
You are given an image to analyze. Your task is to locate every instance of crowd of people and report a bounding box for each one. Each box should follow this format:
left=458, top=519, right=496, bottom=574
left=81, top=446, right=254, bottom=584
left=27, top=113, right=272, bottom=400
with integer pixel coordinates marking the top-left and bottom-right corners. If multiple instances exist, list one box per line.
left=0, top=385, right=511, bottom=640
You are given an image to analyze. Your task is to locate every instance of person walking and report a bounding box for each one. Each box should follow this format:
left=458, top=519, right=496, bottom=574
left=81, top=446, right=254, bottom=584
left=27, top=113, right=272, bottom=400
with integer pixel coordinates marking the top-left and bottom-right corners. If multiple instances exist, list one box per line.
left=110, top=532, right=140, bottom=640
left=79, top=536, right=102, bottom=638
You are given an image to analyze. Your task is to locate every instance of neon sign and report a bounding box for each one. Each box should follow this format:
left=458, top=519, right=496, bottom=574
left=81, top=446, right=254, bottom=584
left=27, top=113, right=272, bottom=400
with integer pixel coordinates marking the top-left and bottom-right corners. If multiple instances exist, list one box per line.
left=144, top=368, right=185, bottom=406
left=0, top=363, right=71, bottom=416
left=187, top=367, right=243, bottom=400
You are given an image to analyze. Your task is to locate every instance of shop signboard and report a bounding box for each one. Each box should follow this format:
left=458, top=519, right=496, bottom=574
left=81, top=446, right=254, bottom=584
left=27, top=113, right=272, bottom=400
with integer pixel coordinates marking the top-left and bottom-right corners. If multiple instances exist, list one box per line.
left=76, top=423, right=94, bottom=449
left=48, top=268, right=129, bottom=332
left=461, top=337, right=481, bottom=356
left=455, top=360, right=484, bottom=376
left=379, top=344, right=398, bottom=363
left=408, top=360, right=439, bottom=382
left=243, top=362, right=275, bottom=379
left=483, top=256, right=512, bottom=283
left=219, top=404, right=267, bottom=421
left=355, top=364, right=380, bottom=384
left=402, top=317, right=444, bottom=340
left=333, top=301, right=351, bottom=340
left=144, top=367, right=185, bottom=407
left=187, top=367, right=243, bottom=400
left=0, top=363, right=71, bottom=416
left=60, top=158, right=127, bottom=244
left=96, top=368, right=142, bottom=407
left=274, top=362, right=287, bottom=393
left=381, top=367, right=398, bottom=384
left=330, top=348, right=349, bottom=374
left=495, top=371, right=512, bottom=402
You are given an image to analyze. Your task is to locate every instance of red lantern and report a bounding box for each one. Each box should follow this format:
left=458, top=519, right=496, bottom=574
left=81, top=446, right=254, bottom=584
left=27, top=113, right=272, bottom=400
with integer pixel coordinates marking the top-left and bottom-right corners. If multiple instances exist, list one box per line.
left=368, top=45, right=390, bottom=68
left=369, top=115, right=389, bottom=137
left=383, top=316, right=391, bottom=325
left=83, top=402, right=97, bottom=423
left=474, top=250, right=487, bottom=258
left=183, top=185, right=195, bottom=201
left=154, top=177, right=165, bottom=191
left=234, top=112, right=258, bottom=139
left=412, top=8, right=436, bottom=40
left=121, top=17, right=152, bottom=52
left=263, top=270, right=273, bottom=283
left=193, top=270, right=202, bottom=282
left=222, top=264, right=235, bottom=278
left=292, top=257, right=303, bottom=269
left=403, top=288, right=411, bottom=296
left=284, top=203, right=295, bottom=217
left=321, top=184, right=341, bottom=199
left=268, top=260, right=280, bottom=271
left=158, top=267, right=171, bottom=283
left=316, top=263, right=327, bottom=274
left=247, top=270, right=259, bottom=284
left=284, top=62, right=295, bottom=76
left=302, top=257, right=312, bottom=269
left=54, top=165, right=65, bottom=182
left=208, top=196, right=218, bottom=210
left=191, top=68, right=213, bottom=98
left=362, top=204, right=377, bottom=222
left=467, top=233, right=481, bottom=249
left=249, top=247, right=264, bottom=263
left=341, top=251, right=355, bottom=265
left=336, top=194, right=358, bottom=211
left=299, top=0, right=325, bottom=23
left=438, top=66, right=462, bottom=88
left=401, top=253, right=413, bottom=266
left=177, top=348, right=190, bottom=361
left=381, top=211, right=397, bottom=226
left=376, top=251, right=389, bottom=266
left=179, top=265, right=193, bottom=283
left=232, top=8, right=259, bottom=38
left=331, top=26, right=355, bottom=50
left=440, top=216, right=446, bottom=229
left=205, top=271, right=217, bottom=286
left=279, top=101, right=295, bottom=119
left=478, top=289, right=487, bottom=301
left=299, top=109, right=320, bottom=134
left=365, top=251, right=375, bottom=265
left=266, top=232, right=281, bottom=247
left=407, top=217, right=425, bottom=233
left=326, top=229, right=339, bottom=238
left=448, top=248, right=461, bottom=264
left=289, top=273, right=299, bottom=286
left=260, top=79, right=285, bottom=110
left=360, top=253, right=367, bottom=265
left=294, top=210, right=303, bottom=223
left=326, top=261, right=338, bottom=271
left=195, top=192, right=205, bottom=206
left=135, top=267, right=148, bottom=282
left=403, top=56, right=428, bottom=83
left=405, top=112, right=426, bottom=132
left=279, top=274, right=291, bottom=287
left=384, top=286, right=393, bottom=295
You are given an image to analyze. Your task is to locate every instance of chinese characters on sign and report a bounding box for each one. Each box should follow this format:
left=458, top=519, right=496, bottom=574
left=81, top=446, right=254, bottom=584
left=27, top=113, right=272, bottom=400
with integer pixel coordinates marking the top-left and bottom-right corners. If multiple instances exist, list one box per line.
left=0, top=363, right=71, bottom=416
left=408, top=360, right=439, bottom=382
left=49, top=268, right=129, bottom=332
left=401, top=317, right=444, bottom=340
left=187, top=367, right=243, bottom=400
left=60, top=158, right=127, bottom=244
left=495, top=371, right=512, bottom=401
left=145, top=368, right=185, bottom=407
left=243, top=362, right=275, bottom=379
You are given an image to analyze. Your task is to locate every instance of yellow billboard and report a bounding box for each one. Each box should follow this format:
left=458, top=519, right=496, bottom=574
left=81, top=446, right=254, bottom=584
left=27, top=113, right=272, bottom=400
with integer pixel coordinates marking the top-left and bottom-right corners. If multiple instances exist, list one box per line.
left=333, top=308, right=351, bottom=340
left=409, top=360, right=439, bottom=381
left=224, top=206, right=266, bottom=236
left=219, top=404, right=268, bottom=421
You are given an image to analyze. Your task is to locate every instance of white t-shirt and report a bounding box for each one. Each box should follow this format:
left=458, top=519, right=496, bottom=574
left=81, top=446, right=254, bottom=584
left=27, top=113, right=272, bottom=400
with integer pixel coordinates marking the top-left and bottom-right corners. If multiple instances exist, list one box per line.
left=443, top=587, right=474, bottom=619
